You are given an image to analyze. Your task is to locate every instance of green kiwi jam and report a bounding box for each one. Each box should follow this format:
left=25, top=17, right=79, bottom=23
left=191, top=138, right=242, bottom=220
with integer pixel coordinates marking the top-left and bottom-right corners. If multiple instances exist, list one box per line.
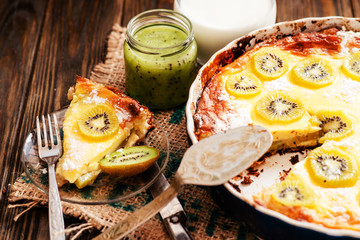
left=124, top=10, right=197, bottom=109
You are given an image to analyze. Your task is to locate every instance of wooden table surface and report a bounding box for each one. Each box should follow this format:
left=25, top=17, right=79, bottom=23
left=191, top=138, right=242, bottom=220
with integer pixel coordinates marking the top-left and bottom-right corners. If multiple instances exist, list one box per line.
left=1, top=0, right=360, bottom=239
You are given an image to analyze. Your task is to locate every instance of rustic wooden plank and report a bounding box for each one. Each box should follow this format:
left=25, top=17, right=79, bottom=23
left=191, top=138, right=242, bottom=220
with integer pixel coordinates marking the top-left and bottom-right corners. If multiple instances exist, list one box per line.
left=4, top=0, right=360, bottom=239
left=121, top=0, right=174, bottom=26
left=0, top=0, right=124, bottom=239
left=5, top=1, right=175, bottom=238
left=0, top=0, right=47, bottom=202
left=351, top=0, right=360, bottom=16
left=332, top=0, right=354, bottom=17
left=0, top=0, right=48, bottom=239
left=277, top=0, right=354, bottom=22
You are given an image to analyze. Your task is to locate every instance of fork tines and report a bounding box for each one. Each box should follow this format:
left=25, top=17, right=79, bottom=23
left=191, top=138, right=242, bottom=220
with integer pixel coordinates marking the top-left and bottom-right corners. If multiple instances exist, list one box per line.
left=36, top=113, right=61, bottom=155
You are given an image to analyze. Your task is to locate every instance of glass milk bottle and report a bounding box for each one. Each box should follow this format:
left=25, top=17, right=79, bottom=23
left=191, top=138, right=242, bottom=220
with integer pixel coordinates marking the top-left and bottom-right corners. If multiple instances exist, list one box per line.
left=174, top=0, right=277, bottom=65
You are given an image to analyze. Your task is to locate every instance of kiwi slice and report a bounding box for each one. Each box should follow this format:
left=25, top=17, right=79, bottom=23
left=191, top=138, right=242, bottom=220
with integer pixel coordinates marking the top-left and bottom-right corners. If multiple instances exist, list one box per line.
left=99, top=146, right=159, bottom=177
left=271, top=180, right=315, bottom=207
left=255, top=92, right=305, bottom=123
left=78, top=104, right=119, bottom=139
left=292, top=57, right=335, bottom=88
left=253, top=47, right=289, bottom=80
left=305, top=147, right=358, bottom=188
left=310, top=110, right=353, bottom=143
left=225, top=72, right=262, bottom=98
left=343, top=52, right=360, bottom=81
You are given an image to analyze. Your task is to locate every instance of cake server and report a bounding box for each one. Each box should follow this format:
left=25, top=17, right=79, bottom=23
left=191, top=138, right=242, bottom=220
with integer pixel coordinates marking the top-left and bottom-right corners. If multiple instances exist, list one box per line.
left=148, top=165, right=192, bottom=240
left=94, top=125, right=273, bottom=240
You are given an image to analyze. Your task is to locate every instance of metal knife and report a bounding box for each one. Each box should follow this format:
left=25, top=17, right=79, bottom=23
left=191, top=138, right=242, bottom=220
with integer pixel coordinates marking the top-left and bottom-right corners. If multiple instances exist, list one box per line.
left=148, top=164, right=193, bottom=240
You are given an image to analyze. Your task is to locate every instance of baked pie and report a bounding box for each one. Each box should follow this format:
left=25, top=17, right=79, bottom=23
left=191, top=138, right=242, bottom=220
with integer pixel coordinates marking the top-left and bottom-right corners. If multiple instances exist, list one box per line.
left=193, top=28, right=360, bottom=230
left=55, top=76, right=154, bottom=188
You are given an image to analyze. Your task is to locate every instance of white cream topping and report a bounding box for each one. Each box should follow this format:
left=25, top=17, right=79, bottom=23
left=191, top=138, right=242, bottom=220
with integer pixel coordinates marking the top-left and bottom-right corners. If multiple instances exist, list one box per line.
left=116, top=108, right=132, bottom=123
left=323, top=77, right=360, bottom=104
left=338, top=30, right=352, bottom=56
left=324, top=138, right=360, bottom=149
left=82, top=89, right=106, bottom=104
left=264, top=75, right=294, bottom=91
left=227, top=103, right=253, bottom=129
left=62, top=154, right=79, bottom=170
left=337, top=29, right=360, bottom=39
left=217, top=91, right=229, bottom=101
left=337, top=29, right=360, bottom=55
left=83, top=95, right=106, bottom=104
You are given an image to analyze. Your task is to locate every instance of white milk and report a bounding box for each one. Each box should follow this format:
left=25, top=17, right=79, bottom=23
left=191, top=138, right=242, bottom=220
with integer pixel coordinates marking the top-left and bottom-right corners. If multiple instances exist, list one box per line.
left=174, top=0, right=277, bottom=64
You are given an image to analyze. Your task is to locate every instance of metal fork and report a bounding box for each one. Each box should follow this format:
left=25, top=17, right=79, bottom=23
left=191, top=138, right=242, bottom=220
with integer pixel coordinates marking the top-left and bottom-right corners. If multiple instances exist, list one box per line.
left=36, top=114, right=65, bottom=240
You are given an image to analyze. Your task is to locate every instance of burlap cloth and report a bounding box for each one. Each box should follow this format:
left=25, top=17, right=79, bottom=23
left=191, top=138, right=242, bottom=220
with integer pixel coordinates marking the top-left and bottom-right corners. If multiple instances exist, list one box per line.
left=8, top=24, right=257, bottom=240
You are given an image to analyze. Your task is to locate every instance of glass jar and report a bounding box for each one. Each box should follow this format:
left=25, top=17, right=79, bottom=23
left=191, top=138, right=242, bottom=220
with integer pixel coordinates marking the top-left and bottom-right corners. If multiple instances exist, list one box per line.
left=124, top=9, right=197, bottom=109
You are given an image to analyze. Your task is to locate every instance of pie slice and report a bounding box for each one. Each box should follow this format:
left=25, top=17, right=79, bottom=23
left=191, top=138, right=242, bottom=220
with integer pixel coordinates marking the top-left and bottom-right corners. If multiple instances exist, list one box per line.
left=55, top=76, right=154, bottom=188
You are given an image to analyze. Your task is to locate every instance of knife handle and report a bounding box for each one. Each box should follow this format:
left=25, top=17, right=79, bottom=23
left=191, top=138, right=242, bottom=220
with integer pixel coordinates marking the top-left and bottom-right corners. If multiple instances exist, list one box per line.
left=163, top=211, right=193, bottom=240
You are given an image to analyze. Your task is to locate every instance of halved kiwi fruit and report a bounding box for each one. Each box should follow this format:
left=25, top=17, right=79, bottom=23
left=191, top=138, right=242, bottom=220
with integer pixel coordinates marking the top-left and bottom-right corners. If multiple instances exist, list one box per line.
left=305, top=147, right=358, bottom=188
left=271, top=180, right=315, bottom=207
left=310, top=110, right=354, bottom=143
left=292, top=57, right=335, bottom=88
left=254, top=91, right=305, bottom=123
left=78, top=104, right=119, bottom=139
left=225, top=72, right=262, bottom=98
left=253, top=47, right=289, bottom=80
left=99, top=146, right=159, bottom=177
left=343, top=52, right=360, bottom=81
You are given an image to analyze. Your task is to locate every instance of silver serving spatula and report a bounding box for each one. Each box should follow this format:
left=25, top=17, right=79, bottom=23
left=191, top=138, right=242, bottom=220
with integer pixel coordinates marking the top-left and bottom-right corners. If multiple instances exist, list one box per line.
left=94, top=125, right=273, bottom=240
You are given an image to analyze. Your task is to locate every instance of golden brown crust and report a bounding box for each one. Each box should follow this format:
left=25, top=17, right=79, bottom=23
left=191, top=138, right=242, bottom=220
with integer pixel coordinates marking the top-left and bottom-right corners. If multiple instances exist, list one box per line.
left=75, top=76, right=154, bottom=129
left=255, top=192, right=360, bottom=231
left=274, top=29, right=343, bottom=56
left=194, top=28, right=344, bottom=140
left=194, top=78, right=234, bottom=140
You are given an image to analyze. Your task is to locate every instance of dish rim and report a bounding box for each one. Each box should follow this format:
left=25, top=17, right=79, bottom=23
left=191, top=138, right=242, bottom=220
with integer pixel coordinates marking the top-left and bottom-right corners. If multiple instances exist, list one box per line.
left=185, top=16, right=360, bottom=237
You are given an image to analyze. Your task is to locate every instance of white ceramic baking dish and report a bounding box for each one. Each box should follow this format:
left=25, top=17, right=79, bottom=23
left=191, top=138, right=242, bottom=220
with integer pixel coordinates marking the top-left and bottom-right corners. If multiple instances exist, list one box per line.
left=185, top=17, right=360, bottom=240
